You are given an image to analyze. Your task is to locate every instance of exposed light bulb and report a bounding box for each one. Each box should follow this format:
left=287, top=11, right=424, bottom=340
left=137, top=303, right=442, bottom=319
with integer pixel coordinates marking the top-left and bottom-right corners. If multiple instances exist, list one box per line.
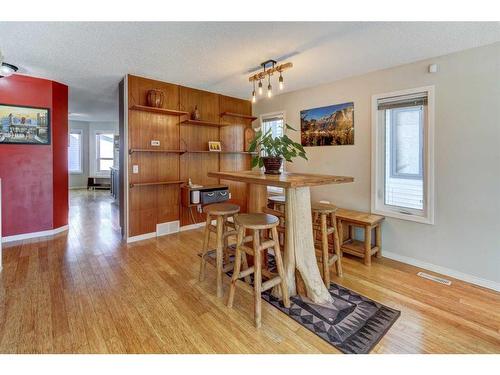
left=267, top=83, right=272, bottom=98
left=0, top=62, right=18, bottom=78
left=252, top=90, right=256, bottom=103
left=258, top=80, right=263, bottom=95
left=279, top=73, right=284, bottom=90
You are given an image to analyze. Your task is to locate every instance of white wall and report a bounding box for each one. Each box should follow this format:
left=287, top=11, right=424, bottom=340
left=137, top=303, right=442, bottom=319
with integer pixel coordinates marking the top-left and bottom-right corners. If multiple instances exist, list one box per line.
left=253, top=43, right=500, bottom=289
left=69, top=120, right=118, bottom=188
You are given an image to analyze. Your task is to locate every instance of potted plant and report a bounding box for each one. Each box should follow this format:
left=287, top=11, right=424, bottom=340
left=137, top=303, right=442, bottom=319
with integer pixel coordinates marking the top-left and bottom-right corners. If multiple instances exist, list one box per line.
left=248, top=124, right=308, bottom=174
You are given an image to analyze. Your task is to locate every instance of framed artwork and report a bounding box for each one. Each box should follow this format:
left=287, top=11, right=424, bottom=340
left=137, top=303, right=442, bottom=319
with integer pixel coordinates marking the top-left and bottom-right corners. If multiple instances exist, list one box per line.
left=208, top=141, right=221, bottom=152
left=300, top=102, right=354, bottom=146
left=0, top=104, right=51, bottom=145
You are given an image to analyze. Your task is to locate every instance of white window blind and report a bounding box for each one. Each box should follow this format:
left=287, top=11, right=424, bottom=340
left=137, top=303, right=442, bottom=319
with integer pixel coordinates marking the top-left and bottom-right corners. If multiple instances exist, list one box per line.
left=68, top=131, right=82, bottom=174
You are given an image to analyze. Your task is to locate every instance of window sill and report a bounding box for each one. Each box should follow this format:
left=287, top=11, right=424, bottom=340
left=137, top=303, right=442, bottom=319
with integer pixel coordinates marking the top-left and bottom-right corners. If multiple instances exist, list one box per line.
left=372, top=207, right=434, bottom=225
left=70, top=171, right=83, bottom=175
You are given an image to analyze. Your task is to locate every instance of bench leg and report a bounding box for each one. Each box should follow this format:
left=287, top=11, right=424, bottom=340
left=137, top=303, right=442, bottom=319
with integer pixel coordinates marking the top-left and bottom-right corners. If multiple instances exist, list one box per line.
left=364, top=225, right=372, bottom=266
left=337, top=219, right=343, bottom=257
left=375, top=224, right=382, bottom=258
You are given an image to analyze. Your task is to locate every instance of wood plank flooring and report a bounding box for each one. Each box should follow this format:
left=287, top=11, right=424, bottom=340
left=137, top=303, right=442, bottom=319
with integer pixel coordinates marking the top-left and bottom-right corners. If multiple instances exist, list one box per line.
left=0, top=189, right=499, bottom=353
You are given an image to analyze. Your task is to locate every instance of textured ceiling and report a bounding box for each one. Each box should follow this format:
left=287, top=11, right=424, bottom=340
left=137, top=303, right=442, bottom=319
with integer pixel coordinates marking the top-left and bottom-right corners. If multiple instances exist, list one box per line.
left=0, top=22, right=499, bottom=122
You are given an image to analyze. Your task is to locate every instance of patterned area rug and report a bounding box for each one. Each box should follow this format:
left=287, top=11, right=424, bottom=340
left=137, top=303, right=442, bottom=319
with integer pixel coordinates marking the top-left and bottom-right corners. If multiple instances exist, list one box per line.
left=201, top=249, right=400, bottom=354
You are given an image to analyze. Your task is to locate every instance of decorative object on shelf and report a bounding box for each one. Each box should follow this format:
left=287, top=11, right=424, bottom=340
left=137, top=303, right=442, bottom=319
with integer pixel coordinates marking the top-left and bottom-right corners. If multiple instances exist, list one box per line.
left=0, top=49, right=18, bottom=78
left=146, top=89, right=165, bottom=108
left=300, top=102, right=354, bottom=146
left=208, top=141, right=222, bottom=152
left=248, top=59, right=292, bottom=101
left=244, top=127, right=256, bottom=152
left=248, top=124, right=307, bottom=175
left=191, top=105, right=201, bottom=120
left=0, top=104, right=50, bottom=145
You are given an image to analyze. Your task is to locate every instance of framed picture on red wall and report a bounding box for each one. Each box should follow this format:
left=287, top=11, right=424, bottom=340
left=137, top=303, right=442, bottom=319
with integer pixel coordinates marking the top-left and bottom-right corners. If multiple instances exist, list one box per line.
left=0, top=103, right=51, bottom=145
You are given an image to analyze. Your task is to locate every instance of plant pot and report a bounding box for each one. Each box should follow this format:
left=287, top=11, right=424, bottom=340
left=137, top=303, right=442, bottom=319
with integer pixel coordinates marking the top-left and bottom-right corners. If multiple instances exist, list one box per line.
left=262, top=156, right=283, bottom=175
left=146, top=89, right=165, bottom=108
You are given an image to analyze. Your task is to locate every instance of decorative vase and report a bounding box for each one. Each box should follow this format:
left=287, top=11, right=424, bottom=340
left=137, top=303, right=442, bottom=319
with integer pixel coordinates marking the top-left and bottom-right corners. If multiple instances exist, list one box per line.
left=262, top=156, right=283, bottom=175
left=146, top=89, right=164, bottom=108
left=244, top=128, right=256, bottom=151
left=191, top=105, right=201, bottom=120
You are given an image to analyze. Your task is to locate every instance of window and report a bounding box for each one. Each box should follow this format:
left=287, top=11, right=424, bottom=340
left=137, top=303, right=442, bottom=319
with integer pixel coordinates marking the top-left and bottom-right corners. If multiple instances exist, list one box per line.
left=372, top=87, right=434, bottom=224
left=96, top=133, right=114, bottom=172
left=68, top=130, right=82, bottom=174
left=260, top=112, right=285, bottom=194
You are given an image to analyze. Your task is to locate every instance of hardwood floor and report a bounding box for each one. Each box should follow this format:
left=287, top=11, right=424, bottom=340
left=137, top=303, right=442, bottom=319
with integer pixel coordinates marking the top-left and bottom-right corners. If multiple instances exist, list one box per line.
left=0, top=189, right=499, bottom=353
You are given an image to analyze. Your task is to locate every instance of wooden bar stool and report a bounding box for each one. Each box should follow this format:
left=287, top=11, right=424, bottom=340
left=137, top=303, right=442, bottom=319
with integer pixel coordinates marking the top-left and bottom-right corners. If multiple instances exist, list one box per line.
left=199, top=203, right=240, bottom=298
left=267, top=195, right=285, bottom=212
left=227, top=213, right=290, bottom=328
left=312, top=203, right=343, bottom=288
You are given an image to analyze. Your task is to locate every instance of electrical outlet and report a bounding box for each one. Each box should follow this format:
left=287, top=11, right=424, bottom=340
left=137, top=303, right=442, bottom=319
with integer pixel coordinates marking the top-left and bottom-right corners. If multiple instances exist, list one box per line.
left=151, top=140, right=160, bottom=147
left=229, top=192, right=232, bottom=199
left=132, top=165, right=139, bottom=174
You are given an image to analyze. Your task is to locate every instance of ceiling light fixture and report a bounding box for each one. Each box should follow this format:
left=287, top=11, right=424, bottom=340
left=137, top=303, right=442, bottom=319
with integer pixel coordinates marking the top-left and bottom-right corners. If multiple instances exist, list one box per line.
left=267, top=73, right=272, bottom=98
left=0, top=50, right=18, bottom=78
left=249, top=59, right=292, bottom=101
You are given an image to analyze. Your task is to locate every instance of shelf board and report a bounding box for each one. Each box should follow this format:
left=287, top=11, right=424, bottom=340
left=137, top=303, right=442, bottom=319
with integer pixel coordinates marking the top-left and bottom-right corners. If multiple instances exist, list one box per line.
left=181, top=184, right=228, bottom=191
left=220, top=112, right=257, bottom=121
left=130, top=104, right=189, bottom=116
left=181, top=119, right=225, bottom=127
left=185, top=150, right=257, bottom=155
left=129, top=148, right=186, bottom=155
left=129, top=180, right=184, bottom=188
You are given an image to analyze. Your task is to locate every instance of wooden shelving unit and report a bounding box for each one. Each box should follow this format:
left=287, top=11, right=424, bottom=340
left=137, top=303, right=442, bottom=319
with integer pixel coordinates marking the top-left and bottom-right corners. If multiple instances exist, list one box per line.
left=185, top=150, right=256, bottom=155
left=129, top=148, right=186, bottom=155
left=220, top=112, right=257, bottom=121
left=130, top=104, right=189, bottom=116
left=129, top=180, right=184, bottom=188
left=181, top=119, right=226, bottom=127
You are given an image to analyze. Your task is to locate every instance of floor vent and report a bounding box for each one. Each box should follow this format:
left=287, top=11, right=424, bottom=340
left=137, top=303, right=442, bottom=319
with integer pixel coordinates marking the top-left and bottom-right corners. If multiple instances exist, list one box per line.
left=417, top=271, right=452, bottom=285
left=156, top=221, right=180, bottom=237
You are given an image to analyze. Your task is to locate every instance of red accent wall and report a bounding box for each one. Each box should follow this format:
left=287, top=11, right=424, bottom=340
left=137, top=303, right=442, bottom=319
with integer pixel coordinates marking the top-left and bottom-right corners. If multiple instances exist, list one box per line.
left=0, top=74, right=69, bottom=237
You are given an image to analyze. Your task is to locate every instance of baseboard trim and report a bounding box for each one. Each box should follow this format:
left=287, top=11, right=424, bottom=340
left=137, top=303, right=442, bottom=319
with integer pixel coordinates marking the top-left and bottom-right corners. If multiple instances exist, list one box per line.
left=2, top=225, right=69, bottom=243
left=179, top=222, right=206, bottom=232
left=126, top=232, right=157, bottom=243
left=383, top=250, right=500, bottom=292
left=69, top=186, right=87, bottom=190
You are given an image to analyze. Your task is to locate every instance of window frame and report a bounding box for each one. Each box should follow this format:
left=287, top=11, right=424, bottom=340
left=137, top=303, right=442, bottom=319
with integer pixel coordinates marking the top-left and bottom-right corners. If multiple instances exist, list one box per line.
left=371, top=86, right=435, bottom=224
left=68, top=129, right=83, bottom=175
left=95, top=132, right=115, bottom=174
left=259, top=111, right=286, bottom=195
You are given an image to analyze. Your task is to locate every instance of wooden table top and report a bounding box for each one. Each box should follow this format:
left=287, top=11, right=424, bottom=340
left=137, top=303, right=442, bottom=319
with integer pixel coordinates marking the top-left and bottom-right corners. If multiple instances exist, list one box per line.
left=208, top=170, right=354, bottom=188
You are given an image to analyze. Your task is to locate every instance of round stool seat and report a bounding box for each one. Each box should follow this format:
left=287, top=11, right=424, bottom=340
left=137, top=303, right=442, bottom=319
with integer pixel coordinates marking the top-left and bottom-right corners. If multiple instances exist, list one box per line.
left=203, top=203, right=240, bottom=216
left=268, top=195, right=285, bottom=204
left=235, top=213, right=279, bottom=230
left=311, top=202, right=338, bottom=214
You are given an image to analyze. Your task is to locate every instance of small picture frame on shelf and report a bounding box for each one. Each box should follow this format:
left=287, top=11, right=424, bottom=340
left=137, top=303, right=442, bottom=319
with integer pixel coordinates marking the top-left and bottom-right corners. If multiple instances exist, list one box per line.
left=208, top=141, right=221, bottom=152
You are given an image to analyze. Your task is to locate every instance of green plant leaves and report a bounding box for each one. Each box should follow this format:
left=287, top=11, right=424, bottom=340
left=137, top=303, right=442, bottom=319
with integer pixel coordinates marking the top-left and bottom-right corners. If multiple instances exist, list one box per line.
left=249, top=122, right=308, bottom=169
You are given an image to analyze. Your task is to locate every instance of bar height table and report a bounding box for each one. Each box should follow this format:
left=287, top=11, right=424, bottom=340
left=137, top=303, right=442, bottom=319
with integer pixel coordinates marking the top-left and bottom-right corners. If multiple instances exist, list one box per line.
left=208, top=170, right=354, bottom=305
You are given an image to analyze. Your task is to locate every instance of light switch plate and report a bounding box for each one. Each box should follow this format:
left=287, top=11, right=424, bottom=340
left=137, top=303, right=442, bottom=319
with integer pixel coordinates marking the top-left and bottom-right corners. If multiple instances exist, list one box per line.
left=151, top=140, right=160, bottom=146
left=132, top=165, right=139, bottom=174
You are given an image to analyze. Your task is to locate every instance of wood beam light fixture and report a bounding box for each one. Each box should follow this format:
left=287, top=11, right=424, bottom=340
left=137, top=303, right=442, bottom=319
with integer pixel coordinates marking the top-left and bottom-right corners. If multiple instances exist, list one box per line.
left=249, top=60, right=292, bottom=102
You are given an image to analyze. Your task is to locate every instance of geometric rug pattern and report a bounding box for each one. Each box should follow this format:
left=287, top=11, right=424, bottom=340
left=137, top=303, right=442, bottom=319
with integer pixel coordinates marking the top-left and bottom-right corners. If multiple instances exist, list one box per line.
left=202, top=249, right=400, bottom=354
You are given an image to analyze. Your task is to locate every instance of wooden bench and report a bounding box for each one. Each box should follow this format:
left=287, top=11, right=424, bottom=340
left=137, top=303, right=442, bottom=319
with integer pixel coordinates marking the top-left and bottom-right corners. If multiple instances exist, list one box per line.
left=336, top=208, right=384, bottom=266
